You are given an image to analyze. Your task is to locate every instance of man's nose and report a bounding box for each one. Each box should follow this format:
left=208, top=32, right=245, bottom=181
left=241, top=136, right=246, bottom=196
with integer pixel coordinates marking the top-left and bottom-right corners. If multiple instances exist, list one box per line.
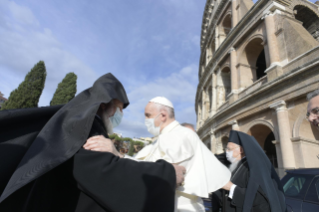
left=308, top=116, right=315, bottom=122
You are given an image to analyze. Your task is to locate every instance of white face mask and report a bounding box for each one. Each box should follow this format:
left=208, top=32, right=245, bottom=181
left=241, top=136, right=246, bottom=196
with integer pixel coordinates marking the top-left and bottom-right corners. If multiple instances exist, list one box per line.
left=145, top=114, right=161, bottom=136
left=226, top=150, right=238, bottom=163
left=109, top=107, right=123, bottom=128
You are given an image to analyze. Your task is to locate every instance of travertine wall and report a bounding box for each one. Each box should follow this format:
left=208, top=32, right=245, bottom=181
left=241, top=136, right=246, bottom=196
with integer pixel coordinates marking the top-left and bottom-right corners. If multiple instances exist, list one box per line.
left=196, top=0, right=319, bottom=177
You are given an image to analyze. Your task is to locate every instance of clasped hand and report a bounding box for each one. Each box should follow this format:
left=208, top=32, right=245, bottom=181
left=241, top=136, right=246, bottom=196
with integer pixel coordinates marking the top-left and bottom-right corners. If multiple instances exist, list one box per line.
left=83, top=135, right=123, bottom=158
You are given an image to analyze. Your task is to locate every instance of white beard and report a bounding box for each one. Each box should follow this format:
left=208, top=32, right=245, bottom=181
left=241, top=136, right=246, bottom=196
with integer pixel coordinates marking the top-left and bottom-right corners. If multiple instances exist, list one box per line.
left=229, top=160, right=240, bottom=172
left=101, top=111, right=113, bottom=134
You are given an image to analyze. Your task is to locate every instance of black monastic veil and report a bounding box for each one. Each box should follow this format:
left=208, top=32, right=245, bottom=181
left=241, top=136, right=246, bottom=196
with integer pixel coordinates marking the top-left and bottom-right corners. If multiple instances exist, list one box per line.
left=229, top=130, right=287, bottom=212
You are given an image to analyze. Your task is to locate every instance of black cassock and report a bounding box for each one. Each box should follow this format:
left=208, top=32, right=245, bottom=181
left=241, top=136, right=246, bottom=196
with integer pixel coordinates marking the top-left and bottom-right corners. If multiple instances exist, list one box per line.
left=213, top=131, right=286, bottom=212
left=212, top=158, right=270, bottom=212
left=0, top=74, right=176, bottom=212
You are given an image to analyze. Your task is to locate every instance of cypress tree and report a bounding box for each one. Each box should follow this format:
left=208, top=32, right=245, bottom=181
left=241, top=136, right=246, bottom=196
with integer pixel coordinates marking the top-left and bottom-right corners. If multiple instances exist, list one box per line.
left=50, top=72, right=77, bottom=106
left=1, top=61, right=47, bottom=110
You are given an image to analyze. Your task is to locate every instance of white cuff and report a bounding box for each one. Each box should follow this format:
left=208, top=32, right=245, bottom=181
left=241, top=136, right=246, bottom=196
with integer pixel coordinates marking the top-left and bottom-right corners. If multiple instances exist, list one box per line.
left=228, top=184, right=237, bottom=199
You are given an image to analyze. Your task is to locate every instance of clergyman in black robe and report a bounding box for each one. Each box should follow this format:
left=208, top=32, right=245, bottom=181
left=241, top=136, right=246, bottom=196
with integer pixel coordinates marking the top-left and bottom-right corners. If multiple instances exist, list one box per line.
left=0, top=73, right=178, bottom=212
left=212, top=130, right=286, bottom=212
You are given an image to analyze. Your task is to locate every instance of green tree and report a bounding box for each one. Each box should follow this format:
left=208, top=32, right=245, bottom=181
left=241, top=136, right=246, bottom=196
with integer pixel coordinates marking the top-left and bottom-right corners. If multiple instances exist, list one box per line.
left=50, top=72, right=77, bottom=106
left=1, top=61, right=47, bottom=110
left=127, top=141, right=135, bottom=156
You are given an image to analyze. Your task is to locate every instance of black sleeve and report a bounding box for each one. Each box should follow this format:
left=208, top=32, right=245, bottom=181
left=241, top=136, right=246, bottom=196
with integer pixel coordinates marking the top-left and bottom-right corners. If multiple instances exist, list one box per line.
left=73, top=148, right=176, bottom=212
left=231, top=186, right=270, bottom=211
left=211, top=189, right=223, bottom=212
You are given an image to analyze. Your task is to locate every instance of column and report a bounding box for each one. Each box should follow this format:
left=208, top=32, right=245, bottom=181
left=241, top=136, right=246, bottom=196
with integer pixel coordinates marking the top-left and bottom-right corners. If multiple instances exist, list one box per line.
left=210, top=130, right=216, bottom=153
left=212, top=72, right=217, bottom=113
left=202, top=90, right=206, bottom=120
left=229, top=47, right=238, bottom=92
left=231, top=0, right=238, bottom=27
left=205, top=88, right=210, bottom=117
left=270, top=101, right=295, bottom=170
left=211, top=74, right=216, bottom=115
left=215, top=27, right=219, bottom=49
left=264, top=14, right=280, bottom=66
left=228, top=120, right=239, bottom=131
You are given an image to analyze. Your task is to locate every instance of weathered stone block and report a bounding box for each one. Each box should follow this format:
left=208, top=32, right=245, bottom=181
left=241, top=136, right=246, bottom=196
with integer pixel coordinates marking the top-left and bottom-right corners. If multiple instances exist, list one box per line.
left=265, top=65, right=283, bottom=82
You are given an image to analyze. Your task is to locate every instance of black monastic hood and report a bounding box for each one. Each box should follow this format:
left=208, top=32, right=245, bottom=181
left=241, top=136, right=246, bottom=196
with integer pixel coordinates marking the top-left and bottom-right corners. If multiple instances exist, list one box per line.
left=229, top=130, right=286, bottom=212
left=0, top=73, right=129, bottom=202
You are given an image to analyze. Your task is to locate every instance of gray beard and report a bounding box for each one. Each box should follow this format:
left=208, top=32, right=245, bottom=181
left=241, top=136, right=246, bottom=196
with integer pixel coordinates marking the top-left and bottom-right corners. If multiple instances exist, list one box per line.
left=229, top=160, right=240, bottom=172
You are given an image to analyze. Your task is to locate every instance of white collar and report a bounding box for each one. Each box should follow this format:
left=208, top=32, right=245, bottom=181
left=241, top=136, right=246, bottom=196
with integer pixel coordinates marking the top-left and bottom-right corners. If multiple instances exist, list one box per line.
left=160, top=120, right=179, bottom=135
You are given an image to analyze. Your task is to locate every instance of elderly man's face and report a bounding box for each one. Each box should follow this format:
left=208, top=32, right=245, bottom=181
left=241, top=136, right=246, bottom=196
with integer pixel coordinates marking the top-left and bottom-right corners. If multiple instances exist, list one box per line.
left=144, top=102, right=162, bottom=127
left=113, top=99, right=124, bottom=113
left=307, top=95, right=319, bottom=129
left=226, top=142, right=243, bottom=160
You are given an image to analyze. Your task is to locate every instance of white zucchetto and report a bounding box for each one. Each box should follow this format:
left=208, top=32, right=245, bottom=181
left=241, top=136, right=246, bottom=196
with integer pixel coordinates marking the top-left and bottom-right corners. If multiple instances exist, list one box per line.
left=149, top=96, right=174, bottom=109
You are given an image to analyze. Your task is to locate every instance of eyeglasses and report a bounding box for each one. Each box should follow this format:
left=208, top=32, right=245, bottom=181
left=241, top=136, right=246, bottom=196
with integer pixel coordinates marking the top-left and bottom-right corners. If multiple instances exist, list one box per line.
left=306, top=107, right=319, bottom=121
left=224, top=146, right=239, bottom=152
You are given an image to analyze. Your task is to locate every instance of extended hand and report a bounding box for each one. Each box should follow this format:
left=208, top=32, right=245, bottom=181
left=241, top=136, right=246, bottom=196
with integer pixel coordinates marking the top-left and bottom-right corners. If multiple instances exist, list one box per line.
left=222, top=181, right=234, bottom=191
left=172, top=164, right=186, bottom=187
left=83, top=135, right=123, bottom=158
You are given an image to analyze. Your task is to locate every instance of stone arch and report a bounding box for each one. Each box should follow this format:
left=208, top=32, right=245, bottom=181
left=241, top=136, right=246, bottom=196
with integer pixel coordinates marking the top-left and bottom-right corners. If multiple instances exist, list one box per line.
left=244, top=119, right=279, bottom=142
left=238, top=35, right=267, bottom=88
left=221, top=11, right=232, bottom=37
left=289, top=1, right=319, bottom=18
left=293, top=5, right=319, bottom=41
left=247, top=123, right=279, bottom=168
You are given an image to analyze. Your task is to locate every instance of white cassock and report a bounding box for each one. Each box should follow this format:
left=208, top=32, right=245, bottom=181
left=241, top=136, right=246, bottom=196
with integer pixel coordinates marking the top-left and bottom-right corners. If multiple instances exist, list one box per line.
left=126, top=121, right=231, bottom=212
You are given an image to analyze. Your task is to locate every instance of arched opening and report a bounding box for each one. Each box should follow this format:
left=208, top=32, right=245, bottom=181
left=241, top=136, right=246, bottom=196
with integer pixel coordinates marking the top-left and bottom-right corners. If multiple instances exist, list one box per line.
left=206, top=137, right=211, bottom=150
left=208, top=86, right=212, bottom=114
left=211, top=39, right=216, bottom=57
left=221, top=67, right=231, bottom=98
left=221, top=136, right=229, bottom=152
left=256, top=49, right=267, bottom=80
left=239, top=37, right=267, bottom=87
left=294, top=5, right=319, bottom=41
left=222, top=14, right=232, bottom=37
left=248, top=124, right=278, bottom=169
left=217, top=67, right=231, bottom=107
left=264, top=132, right=278, bottom=169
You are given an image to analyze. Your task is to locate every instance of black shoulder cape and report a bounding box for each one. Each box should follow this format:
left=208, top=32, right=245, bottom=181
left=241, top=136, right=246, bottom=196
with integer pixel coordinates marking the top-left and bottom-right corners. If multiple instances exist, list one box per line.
left=229, top=130, right=286, bottom=212
left=0, top=73, right=129, bottom=202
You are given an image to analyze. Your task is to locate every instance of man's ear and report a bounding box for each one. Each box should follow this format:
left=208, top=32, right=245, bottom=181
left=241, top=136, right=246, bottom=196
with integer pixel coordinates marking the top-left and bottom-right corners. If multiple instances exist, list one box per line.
left=239, top=146, right=244, bottom=154
left=159, top=110, right=167, bottom=121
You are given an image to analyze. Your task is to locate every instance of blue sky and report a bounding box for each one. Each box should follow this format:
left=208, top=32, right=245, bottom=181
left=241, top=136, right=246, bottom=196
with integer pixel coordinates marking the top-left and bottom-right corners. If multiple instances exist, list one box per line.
left=0, top=0, right=205, bottom=137
left=1, top=0, right=317, bottom=138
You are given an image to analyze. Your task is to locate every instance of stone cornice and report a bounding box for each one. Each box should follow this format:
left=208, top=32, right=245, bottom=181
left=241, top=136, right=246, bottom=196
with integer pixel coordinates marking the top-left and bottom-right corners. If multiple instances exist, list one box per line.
left=291, top=136, right=319, bottom=145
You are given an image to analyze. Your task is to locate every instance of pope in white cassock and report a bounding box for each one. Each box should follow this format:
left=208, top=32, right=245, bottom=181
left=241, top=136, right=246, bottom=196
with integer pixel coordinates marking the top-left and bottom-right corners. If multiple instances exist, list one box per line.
left=127, top=97, right=231, bottom=212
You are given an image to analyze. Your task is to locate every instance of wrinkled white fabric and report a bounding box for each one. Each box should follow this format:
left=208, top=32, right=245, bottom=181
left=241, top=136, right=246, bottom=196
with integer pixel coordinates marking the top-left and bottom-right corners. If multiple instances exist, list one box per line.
left=134, top=121, right=231, bottom=211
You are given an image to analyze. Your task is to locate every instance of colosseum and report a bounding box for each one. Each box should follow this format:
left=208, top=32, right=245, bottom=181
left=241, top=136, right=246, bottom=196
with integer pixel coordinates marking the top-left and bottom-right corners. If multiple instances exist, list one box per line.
left=196, top=0, right=319, bottom=177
